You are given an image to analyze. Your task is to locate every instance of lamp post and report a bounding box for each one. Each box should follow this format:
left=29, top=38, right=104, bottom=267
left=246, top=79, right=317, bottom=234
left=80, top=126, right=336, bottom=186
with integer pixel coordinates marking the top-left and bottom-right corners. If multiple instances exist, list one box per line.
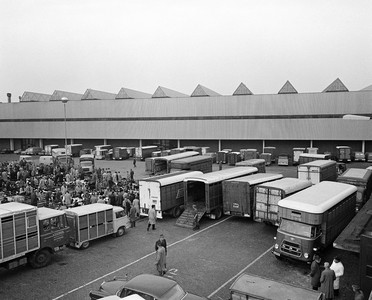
left=61, top=97, right=68, bottom=167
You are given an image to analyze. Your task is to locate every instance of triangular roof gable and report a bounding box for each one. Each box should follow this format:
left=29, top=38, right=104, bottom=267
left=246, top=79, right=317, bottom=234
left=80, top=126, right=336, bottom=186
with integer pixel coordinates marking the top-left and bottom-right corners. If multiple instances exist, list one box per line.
left=191, top=84, right=221, bottom=97
left=360, top=84, right=372, bottom=91
left=278, top=80, right=298, bottom=94
left=21, top=91, right=51, bottom=102
left=322, top=78, right=349, bottom=92
left=50, top=90, right=83, bottom=101
left=115, top=87, right=152, bottom=99
left=233, top=82, right=253, bottom=95
left=82, top=89, right=116, bottom=100
left=152, top=86, right=188, bottom=98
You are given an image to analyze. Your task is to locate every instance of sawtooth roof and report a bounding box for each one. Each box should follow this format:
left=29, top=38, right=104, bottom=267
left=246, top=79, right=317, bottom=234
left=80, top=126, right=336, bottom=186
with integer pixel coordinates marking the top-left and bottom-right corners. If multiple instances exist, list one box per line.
left=81, top=89, right=117, bottom=100
left=233, top=82, right=253, bottom=95
left=152, top=86, right=188, bottom=98
left=278, top=80, right=298, bottom=94
left=20, top=91, right=52, bottom=102
left=322, top=78, right=349, bottom=92
left=191, top=84, right=221, bottom=97
left=50, top=90, right=84, bottom=101
left=115, top=87, right=152, bottom=99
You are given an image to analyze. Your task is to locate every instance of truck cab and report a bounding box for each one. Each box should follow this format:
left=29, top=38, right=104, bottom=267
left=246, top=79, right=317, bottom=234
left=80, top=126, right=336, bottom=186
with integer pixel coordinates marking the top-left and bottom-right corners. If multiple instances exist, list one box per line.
left=80, top=154, right=95, bottom=174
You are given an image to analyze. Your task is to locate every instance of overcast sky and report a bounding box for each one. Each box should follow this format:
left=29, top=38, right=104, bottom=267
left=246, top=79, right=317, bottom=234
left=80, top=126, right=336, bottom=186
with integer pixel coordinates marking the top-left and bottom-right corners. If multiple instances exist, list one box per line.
left=1, top=0, right=371, bottom=102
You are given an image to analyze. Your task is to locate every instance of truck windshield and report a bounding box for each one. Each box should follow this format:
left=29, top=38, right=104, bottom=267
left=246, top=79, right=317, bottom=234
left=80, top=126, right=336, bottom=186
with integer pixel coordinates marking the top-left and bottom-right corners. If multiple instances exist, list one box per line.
left=279, top=219, right=313, bottom=238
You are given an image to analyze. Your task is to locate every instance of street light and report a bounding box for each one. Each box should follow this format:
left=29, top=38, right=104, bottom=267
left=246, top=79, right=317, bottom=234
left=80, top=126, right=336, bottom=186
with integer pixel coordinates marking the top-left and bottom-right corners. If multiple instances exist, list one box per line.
left=61, top=97, right=68, bottom=167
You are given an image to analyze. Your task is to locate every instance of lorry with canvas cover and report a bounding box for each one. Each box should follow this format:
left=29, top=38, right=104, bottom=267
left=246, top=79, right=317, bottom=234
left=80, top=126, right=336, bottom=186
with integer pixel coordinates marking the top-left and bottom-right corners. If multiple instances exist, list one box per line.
left=139, top=171, right=203, bottom=219
left=0, top=202, right=70, bottom=270
left=254, top=178, right=312, bottom=226
left=297, top=159, right=337, bottom=185
left=272, top=181, right=357, bottom=263
left=222, top=173, right=283, bottom=217
left=65, top=203, right=129, bottom=249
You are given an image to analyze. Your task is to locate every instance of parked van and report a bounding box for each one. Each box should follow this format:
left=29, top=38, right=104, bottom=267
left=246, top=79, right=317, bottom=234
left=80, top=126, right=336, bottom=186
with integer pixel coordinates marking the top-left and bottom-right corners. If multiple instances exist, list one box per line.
left=19, top=155, right=33, bottom=163
left=336, top=146, right=352, bottom=162
left=272, top=181, right=357, bottom=263
left=24, top=147, right=43, bottom=155
left=79, top=154, right=95, bottom=174
left=236, top=159, right=266, bottom=173
left=44, top=144, right=59, bottom=155
left=39, top=156, right=54, bottom=165
left=230, top=273, right=324, bottom=300
left=94, top=145, right=112, bottom=160
left=292, top=148, right=306, bottom=165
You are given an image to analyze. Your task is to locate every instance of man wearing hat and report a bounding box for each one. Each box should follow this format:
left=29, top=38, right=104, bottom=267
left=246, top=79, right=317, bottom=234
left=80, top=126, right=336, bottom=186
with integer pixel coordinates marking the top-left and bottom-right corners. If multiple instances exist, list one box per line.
left=310, top=254, right=322, bottom=290
left=330, top=255, right=344, bottom=296
left=352, top=285, right=365, bottom=300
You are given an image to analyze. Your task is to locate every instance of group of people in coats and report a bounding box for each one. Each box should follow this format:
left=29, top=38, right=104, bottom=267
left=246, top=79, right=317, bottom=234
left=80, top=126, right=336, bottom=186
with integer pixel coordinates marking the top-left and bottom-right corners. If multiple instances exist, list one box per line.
left=310, top=254, right=366, bottom=299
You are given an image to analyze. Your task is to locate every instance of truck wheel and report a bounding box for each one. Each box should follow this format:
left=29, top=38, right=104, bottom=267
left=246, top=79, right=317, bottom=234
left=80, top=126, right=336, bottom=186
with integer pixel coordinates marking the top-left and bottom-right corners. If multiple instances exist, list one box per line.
left=29, top=249, right=51, bottom=268
left=215, top=208, right=223, bottom=220
left=116, top=226, right=126, bottom=237
left=80, top=241, right=90, bottom=250
left=172, top=206, right=182, bottom=218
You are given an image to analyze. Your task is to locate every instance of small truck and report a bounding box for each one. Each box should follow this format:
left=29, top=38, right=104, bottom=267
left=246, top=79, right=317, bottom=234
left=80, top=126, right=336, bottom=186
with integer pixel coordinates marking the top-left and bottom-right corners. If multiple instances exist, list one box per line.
left=0, top=202, right=70, bottom=270
left=65, top=203, right=130, bottom=249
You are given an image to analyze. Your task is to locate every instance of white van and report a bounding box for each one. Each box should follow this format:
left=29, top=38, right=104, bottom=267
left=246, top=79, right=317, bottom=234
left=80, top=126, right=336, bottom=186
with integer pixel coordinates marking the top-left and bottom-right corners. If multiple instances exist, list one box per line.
left=39, top=156, right=54, bottom=165
left=19, top=155, right=34, bottom=163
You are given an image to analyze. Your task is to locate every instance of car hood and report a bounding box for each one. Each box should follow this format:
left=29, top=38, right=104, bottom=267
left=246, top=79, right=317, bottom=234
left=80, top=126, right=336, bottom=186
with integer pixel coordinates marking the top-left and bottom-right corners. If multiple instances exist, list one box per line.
left=183, top=292, right=209, bottom=300
left=99, top=296, right=121, bottom=300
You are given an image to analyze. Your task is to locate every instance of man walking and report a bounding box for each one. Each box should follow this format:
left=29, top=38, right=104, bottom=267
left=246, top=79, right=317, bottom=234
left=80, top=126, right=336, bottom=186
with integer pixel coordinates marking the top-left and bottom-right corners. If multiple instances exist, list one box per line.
left=192, top=204, right=200, bottom=230
left=320, top=262, right=336, bottom=300
left=154, top=244, right=166, bottom=276
left=129, top=204, right=137, bottom=228
left=155, top=234, right=167, bottom=268
left=147, top=205, right=156, bottom=231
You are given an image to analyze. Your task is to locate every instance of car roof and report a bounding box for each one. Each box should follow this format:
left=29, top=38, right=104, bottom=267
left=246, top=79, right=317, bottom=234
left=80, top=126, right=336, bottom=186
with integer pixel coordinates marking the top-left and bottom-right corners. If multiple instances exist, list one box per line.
left=125, top=274, right=180, bottom=298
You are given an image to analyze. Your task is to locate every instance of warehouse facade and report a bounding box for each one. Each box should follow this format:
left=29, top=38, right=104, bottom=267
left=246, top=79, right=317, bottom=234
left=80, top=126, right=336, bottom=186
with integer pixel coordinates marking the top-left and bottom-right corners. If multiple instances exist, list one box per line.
left=1, top=79, right=372, bottom=157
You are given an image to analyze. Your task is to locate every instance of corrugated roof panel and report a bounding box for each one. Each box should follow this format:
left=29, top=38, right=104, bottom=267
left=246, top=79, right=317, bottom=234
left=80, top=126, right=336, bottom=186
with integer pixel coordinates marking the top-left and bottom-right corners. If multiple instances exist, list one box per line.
left=50, top=90, right=83, bottom=101
left=81, top=89, right=116, bottom=100
left=322, top=78, right=349, bottom=92
left=115, top=87, right=152, bottom=99
left=20, top=91, right=52, bottom=102
left=278, top=80, right=298, bottom=94
left=152, top=86, right=188, bottom=98
left=233, top=82, right=253, bottom=95
left=191, top=84, right=221, bottom=97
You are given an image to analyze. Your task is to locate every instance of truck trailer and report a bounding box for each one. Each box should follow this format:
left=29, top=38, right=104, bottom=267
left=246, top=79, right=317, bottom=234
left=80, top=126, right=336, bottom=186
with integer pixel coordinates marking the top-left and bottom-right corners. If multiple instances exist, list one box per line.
left=297, top=159, right=338, bottom=185
left=222, top=173, right=283, bottom=217
left=254, top=178, right=312, bottom=226
left=170, top=155, right=213, bottom=173
left=135, top=146, right=158, bottom=160
left=139, top=171, right=203, bottom=219
left=272, top=181, right=357, bottom=263
left=0, top=202, right=70, bottom=270
left=336, top=168, right=372, bottom=211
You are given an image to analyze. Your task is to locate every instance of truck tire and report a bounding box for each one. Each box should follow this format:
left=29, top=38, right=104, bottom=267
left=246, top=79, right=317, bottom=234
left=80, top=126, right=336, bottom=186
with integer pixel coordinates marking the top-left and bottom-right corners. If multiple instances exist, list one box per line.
left=80, top=241, right=90, bottom=249
left=214, top=208, right=223, bottom=220
left=116, top=226, right=126, bottom=237
left=172, top=206, right=182, bottom=218
left=29, top=249, right=52, bottom=268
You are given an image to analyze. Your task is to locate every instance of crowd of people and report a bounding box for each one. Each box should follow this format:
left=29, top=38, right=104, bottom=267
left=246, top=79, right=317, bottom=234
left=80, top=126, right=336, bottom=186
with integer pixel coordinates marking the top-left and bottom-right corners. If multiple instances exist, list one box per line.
left=0, top=158, right=140, bottom=214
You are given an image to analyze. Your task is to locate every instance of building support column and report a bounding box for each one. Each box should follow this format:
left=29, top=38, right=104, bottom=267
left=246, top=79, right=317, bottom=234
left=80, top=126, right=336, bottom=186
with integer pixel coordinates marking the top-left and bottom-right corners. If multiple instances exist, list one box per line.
left=309, top=140, right=313, bottom=148
left=103, top=139, right=107, bottom=145
left=39, top=139, right=43, bottom=149
left=218, top=140, right=221, bottom=152
left=139, top=140, right=142, bottom=147
left=70, top=139, right=74, bottom=144
left=9, top=139, right=14, bottom=151
left=177, top=140, right=180, bottom=148
left=362, top=141, right=366, bottom=153
left=262, top=140, right=266, bottom=152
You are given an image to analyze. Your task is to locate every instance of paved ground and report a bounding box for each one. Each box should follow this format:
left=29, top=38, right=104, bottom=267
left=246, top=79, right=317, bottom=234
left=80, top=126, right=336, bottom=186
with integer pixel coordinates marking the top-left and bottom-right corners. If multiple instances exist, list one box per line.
left=0, top=154, right=370, bottom=300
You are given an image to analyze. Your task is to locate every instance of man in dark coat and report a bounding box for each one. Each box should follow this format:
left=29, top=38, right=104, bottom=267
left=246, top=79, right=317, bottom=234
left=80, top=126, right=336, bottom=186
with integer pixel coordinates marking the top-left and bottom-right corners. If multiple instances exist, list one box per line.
left=310, top=254, right=322, bottom=290
left=320, top=262, right=336, bottom=300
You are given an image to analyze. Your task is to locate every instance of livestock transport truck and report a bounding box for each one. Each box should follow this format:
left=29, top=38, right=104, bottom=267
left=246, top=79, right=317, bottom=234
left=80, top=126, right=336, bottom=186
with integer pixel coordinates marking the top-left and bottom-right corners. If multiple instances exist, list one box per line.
left=254, top=178, right=312, bottom=226
left=0, top=202, right=70, bottom=270
left=297, top=159, right=338, bottom=185
left=65, top=204, right=130, bottom=249
left=139, top=171, right=203, bottom=219
left=272, top=181, right=357, bottom=263
left=222, top=173, right=283, bottom=218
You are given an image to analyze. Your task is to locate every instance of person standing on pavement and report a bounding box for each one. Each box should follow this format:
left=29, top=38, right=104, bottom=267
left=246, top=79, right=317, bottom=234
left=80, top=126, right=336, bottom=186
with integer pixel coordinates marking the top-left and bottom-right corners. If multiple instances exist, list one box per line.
left=320, top=262, right=336, bottom=300
left=310, top=254, right=322, bottom=290
left=192, top=204, right=199, bottom=230
left=147, top=205, right=156, bottom=231
left=155, top=234, right=167, bottom=268
left=133, top=156, right=137, bottom=168
left=330, top=255, right=344, bottom=297
left=129, top=203, right=137, bottom=228
left=133, top=197, right=140, bottom=217
left=352, top=285, right=365, bottom=300
left=154, top=244, right=166, bottom=276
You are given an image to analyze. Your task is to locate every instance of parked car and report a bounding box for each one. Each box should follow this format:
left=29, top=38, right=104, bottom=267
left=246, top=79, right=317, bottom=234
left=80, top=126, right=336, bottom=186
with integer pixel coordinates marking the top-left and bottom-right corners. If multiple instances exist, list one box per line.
left=0, top=148, right=13, bottom=154
left=23, top=147, right=44, bottom=155
left=89, top=274, right=208, bottom=300
left=14, top=149, right=22, bottom=154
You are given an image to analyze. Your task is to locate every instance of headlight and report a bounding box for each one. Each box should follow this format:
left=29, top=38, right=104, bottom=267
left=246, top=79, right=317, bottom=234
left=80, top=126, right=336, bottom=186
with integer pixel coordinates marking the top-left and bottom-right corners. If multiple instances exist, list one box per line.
left=274, top=243, right=279, bottom=249
left=304, top=253, right=309, bottom=259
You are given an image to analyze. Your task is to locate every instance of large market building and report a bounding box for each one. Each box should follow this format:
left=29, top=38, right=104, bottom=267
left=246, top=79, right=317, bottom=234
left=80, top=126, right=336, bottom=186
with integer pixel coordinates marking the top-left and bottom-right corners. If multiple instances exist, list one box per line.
left=1, top=78, right=372, bottom=157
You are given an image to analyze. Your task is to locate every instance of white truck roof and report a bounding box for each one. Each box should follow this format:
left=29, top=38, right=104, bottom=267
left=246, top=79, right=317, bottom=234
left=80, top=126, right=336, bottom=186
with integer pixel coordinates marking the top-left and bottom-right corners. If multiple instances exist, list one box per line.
left=65, top=203, right=115, bottom=216
left=0, top=202, right=37, bottom=217
left=37, top=207, right=66, bottom=220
